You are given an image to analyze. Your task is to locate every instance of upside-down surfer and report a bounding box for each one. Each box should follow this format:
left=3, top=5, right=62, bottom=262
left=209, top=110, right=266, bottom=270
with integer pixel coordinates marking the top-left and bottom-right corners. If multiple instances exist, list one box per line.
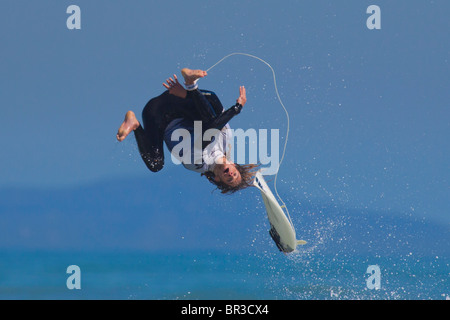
left=116, top=68, right=258, bottom=194
left=117, top=64, right=304, bottom=252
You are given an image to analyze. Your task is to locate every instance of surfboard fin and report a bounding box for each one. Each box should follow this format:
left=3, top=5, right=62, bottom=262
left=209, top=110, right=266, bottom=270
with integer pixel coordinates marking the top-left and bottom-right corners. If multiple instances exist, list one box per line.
left=297, top=240, right=307, bottom=245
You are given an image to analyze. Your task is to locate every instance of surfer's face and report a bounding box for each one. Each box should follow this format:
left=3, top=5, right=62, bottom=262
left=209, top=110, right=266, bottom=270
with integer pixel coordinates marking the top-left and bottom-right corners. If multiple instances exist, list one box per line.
left=215, top=163, right=242, bottom=187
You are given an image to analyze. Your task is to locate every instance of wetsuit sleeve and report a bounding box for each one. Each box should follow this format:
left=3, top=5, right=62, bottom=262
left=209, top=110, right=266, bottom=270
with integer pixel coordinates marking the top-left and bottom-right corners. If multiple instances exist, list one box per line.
left=201, top=103, right=243, bottom=150
left=187, top=88, right=243, bottom=149
left=205, top=103, right=243, bottom=131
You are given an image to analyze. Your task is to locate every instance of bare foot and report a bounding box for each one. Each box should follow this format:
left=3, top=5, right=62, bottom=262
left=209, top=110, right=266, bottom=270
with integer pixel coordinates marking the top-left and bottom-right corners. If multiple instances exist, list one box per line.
left=181, top=68, right=207, bottom=85
left=116, top=111, right=140, bottom=142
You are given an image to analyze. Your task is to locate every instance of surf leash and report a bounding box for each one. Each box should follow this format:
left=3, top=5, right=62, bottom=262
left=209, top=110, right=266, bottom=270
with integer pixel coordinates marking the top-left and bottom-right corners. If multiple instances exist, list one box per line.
left=206, top=52, right=294, bottom=229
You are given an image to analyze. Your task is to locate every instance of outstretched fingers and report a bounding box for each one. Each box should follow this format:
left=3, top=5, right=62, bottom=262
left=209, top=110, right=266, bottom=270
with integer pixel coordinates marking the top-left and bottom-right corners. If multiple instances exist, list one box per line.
left=237, top=86, right=247, bottom=106
left=240, top=86, right=246, bottom=98
left=162, top=74, right=179, bottom=89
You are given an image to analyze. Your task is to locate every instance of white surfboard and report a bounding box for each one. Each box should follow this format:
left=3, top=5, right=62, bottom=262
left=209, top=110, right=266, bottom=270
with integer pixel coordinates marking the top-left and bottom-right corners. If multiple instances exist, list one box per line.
left=253, top=171, right=306, bottom=253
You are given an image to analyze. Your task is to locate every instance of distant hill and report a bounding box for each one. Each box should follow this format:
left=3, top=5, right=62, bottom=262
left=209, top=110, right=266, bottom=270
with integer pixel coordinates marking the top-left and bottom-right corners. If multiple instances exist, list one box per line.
left=0, top=175, right=448, bottom=257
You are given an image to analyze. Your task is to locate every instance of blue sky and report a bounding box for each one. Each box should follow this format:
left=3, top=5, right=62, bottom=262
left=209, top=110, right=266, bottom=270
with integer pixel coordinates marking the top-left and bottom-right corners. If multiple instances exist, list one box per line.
left=0, top=1, right=449, bottom=223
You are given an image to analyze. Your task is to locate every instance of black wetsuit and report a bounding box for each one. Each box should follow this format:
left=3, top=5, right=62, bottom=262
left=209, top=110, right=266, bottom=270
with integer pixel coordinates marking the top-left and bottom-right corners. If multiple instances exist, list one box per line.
left=134, top=88, right=243, bottom=172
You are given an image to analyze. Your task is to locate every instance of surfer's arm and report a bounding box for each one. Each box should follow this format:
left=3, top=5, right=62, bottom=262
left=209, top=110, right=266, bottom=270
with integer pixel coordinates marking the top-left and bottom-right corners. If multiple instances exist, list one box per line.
left=204, top=86, right=246, bottom=131
left=205, top=103, right=242, bottom=130
left=200, top=103, right=242, bottom=150
left=200, top=86, right=246, bottom=149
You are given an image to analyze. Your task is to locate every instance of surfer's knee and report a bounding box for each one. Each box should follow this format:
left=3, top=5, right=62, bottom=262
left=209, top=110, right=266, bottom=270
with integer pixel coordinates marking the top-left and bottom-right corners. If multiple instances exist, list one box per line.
left=143, top=92, right=169, bottom=117
left=144, top=158, right=164, bottom=173
left=140, top=151, right=164, bottom=173
left=142, top=98, right=159, bottom=117
left=147, top=162, right=164, bottom=173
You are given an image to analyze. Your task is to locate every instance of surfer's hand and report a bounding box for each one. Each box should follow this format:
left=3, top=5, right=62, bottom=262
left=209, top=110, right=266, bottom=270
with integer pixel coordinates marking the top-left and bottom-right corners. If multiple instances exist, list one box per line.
left=236, top=86, right=246, bottom=106
left=163, top=74, right=187, bottom=98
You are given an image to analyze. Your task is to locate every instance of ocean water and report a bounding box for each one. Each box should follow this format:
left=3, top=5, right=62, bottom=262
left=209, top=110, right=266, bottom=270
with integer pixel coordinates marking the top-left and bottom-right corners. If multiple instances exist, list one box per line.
left=0, top=249, right=448, bottom=300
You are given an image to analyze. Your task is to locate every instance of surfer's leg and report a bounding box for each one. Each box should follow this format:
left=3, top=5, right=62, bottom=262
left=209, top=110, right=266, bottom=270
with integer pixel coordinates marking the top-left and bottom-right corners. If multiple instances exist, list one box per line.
left=136, top=90, right=200, bottom=172
left=185, top=88, right=220, bottom=122
left=115, top=108, right=163, bottom=172
left=181, top=67, right=226, bottom=120
left=164, top=70, right=224, bottom=122
left=181, top=68, right=207, bottom=87
left=136, top=93, right=180, bottom=173
left=164, top=70, right=216, bottom=121
left=133, top=124, right=164, bottom=173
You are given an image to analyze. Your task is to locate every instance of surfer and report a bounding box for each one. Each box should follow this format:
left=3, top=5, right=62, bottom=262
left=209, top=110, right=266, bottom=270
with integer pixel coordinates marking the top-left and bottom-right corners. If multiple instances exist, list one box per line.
left=116, top=68, right=258, bottom=194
